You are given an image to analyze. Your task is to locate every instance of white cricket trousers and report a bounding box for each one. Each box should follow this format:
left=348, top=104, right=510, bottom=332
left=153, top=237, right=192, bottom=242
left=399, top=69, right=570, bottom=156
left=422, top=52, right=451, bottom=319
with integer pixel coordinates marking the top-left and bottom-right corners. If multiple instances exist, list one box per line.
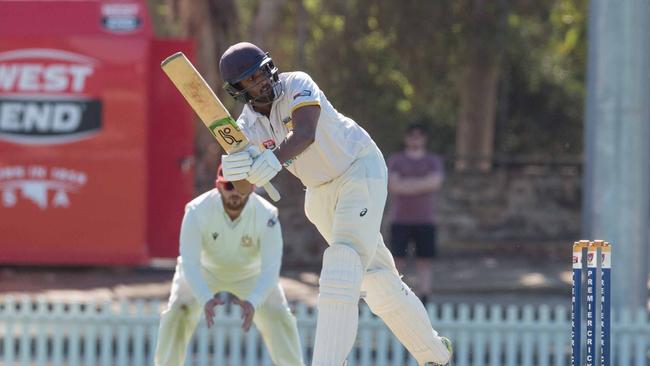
left=304, top=142, right=399, bottom=275
left=305, top=142, right=450, bottom=366
left=154, top=263, right=304, bottom=366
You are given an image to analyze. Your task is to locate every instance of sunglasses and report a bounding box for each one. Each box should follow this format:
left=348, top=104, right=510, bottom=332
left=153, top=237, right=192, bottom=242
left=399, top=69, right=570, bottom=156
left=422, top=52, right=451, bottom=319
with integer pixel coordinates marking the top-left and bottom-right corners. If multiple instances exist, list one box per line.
left=221, top=181, right=235, bottom=191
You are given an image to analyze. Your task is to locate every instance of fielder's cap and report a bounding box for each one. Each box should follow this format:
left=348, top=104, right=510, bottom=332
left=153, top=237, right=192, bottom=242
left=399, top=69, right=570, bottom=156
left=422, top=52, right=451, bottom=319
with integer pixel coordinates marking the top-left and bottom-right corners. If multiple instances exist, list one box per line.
left=215, top=164, right=229, bottom=184
left=215, top=164, right=255, bottom=191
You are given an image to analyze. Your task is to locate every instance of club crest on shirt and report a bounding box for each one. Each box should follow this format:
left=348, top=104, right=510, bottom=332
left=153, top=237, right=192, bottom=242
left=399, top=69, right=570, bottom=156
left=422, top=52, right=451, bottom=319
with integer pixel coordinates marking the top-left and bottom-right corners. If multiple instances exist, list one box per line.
left=212, top=232, right=219, bottom=240
left=267, top=216, right=277, bottom=227
left=241, top=235, right=253, bottom=247
left=293, top=90, right=311, bottom=100
left=262, top=139, right=276, bottom=149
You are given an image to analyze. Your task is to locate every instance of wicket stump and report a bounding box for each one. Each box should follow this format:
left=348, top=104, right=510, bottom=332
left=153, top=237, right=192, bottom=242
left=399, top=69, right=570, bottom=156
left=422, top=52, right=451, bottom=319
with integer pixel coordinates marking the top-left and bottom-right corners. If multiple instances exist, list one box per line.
left=571, top=240, right=611, bottom=366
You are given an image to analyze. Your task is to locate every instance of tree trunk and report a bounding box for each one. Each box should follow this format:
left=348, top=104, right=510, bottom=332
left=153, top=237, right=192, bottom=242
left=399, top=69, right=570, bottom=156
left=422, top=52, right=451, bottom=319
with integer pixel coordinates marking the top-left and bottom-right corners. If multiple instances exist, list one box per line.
left=296, top=0, right=307, bottom=68
left=250, top=0, right=288, bottom=48
left=454, top=0, right=502, bottom=172
left=455, top=48, right=500, bottom=172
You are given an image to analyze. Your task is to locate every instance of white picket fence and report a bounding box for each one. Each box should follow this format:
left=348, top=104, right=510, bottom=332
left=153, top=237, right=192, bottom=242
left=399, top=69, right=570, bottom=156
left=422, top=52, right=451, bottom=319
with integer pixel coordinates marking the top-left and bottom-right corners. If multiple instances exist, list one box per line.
left=1, top=296, right=649, bottom=366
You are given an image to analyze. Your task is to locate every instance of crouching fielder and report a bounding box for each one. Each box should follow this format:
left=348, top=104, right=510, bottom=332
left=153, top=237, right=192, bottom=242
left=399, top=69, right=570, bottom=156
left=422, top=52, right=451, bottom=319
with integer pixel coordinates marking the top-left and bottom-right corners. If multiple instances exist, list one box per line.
left=154, top=166, right=304, bottom=366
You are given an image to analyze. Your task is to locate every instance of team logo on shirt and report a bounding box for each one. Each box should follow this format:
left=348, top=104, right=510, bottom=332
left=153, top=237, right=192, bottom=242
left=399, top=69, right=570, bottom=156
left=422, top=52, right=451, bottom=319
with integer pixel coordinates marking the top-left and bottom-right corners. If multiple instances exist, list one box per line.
left=241, top=235, right=253, bottom=247
left=292, top=90, right=311, bottom=100
left=359, top=208, right=368, bottom=217
left=262, top=139, right=276, bottom=149
left=212, top=232, right=219, bottom=240
left=267, top=216, right=277, bottom=227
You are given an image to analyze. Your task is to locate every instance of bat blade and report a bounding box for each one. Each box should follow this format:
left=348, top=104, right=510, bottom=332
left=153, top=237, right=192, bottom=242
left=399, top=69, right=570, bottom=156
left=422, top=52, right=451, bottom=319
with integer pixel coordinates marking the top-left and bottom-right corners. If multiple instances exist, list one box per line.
left=161, top=52, right=247, bottom=154
left=161, top=52, right=280, bottom=201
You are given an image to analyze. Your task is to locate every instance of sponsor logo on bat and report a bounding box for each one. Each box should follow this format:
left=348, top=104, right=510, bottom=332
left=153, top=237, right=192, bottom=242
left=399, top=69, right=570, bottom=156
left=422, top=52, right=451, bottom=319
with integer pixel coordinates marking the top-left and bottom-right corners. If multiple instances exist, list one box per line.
left=215, top=126, right=242, bottom=145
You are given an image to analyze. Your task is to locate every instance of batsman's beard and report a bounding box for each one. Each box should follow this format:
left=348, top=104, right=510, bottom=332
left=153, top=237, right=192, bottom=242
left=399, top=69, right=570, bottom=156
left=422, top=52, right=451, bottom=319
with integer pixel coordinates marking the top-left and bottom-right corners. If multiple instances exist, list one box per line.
left=251, top=85, right=275, bottom=106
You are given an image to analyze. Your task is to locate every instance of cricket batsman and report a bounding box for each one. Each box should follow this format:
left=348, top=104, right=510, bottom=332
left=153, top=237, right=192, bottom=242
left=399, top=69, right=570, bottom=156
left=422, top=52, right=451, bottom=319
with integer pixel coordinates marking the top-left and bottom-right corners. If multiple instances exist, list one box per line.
left=219, top=42, right=453, bottom=366
left=154, top=166, right=304, bottom=366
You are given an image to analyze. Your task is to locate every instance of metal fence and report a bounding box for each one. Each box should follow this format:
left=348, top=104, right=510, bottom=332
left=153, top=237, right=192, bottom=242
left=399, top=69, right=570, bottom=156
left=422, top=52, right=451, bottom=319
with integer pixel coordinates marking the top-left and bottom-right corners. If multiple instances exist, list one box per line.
left=1, top=297, right=648, bottom=366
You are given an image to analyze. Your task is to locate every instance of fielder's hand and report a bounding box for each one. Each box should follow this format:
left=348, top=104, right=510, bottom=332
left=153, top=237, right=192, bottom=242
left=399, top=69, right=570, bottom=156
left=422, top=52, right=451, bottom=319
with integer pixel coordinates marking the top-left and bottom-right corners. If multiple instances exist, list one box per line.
left=221, top=151, right=253, bottom=181
left=248, top=148, right=281, bottom=187
left=231, top=297, right=255, bottom=332
left=204, top=295, right=226, bottom=328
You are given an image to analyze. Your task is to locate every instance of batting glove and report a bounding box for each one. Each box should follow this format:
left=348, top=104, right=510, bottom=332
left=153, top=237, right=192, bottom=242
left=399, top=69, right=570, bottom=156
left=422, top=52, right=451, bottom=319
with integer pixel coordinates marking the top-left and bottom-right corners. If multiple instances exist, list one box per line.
left=221, top=150, right=253, bottom=181
left=247, top=148, right=281, bottom=186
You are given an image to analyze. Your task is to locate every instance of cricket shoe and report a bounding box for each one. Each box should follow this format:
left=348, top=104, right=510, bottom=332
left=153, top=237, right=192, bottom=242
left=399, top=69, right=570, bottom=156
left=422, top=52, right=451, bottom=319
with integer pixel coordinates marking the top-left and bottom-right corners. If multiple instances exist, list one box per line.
left=424, top=336, right=453, bottom=366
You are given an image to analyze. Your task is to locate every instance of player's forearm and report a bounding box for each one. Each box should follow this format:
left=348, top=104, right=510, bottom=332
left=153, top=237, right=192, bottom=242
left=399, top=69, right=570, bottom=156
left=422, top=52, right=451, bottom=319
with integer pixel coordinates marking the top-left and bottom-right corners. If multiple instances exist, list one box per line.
left=179, top=213, right=214, bottom=305
left=181, top=260, right=213, bottom=305
left=180, top=262, right=213, bottom=306
left=273, top=130, right=315, bottom=165
left=273, top=105, right=320, bottom=165
left=246, top=267, right=279, bottom=308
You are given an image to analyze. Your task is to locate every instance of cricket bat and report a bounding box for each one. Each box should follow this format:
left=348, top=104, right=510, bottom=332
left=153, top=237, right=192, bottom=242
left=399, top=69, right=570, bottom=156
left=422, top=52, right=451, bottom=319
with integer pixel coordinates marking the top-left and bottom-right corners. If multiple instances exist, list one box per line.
left=161, top=52, right=280, bottom=202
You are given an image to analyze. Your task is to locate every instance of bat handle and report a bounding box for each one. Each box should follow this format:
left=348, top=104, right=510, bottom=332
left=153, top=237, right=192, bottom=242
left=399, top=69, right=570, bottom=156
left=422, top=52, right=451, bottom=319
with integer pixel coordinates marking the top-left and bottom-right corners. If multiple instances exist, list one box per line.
left=263, top=183, right=281, bottom=202
left=232, top=180, right=280, bottom=201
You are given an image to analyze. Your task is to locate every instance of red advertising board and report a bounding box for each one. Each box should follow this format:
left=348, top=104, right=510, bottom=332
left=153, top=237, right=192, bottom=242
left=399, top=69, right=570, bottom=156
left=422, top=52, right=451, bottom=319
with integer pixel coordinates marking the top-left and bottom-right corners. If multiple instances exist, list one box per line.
left=0, top=0, right=194, bottom=264
left=147, top=39, right=195, bottom=258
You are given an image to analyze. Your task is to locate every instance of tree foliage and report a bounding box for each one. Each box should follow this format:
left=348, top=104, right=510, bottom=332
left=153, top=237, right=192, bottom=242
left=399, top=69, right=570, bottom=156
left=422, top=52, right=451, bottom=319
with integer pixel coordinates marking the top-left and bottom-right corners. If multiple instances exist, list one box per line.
left=497, top=0, right=587, bottom=156
left=152, top=0, right=588, bottom=160
left=285, top=0, right=587, bottom=159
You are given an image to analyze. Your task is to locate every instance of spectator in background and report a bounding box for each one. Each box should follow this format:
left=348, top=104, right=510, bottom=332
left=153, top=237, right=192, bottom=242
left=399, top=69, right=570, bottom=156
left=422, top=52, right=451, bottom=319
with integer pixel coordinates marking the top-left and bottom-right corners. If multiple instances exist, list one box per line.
left=387, top=121, right=445, bottom=304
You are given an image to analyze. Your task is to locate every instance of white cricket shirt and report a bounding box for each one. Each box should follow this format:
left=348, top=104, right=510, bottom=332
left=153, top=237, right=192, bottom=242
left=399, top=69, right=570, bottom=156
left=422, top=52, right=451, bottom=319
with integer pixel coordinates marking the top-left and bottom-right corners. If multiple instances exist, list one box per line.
left=179, top=190, right=283, bottom=308
left=238, top=71, right=373, bottom=187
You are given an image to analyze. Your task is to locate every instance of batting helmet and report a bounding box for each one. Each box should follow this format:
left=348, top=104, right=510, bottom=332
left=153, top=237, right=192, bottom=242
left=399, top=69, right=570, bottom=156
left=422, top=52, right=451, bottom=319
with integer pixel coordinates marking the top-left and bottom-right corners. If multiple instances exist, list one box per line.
left=219, top=42, right=282, bottom=104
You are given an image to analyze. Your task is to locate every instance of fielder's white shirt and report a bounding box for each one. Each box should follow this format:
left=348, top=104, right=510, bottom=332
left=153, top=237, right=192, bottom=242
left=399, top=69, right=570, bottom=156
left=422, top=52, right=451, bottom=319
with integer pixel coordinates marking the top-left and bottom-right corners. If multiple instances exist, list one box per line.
left=238, top=71, right=373, bottom=187
left=179, top=190, right=283, bottom=308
